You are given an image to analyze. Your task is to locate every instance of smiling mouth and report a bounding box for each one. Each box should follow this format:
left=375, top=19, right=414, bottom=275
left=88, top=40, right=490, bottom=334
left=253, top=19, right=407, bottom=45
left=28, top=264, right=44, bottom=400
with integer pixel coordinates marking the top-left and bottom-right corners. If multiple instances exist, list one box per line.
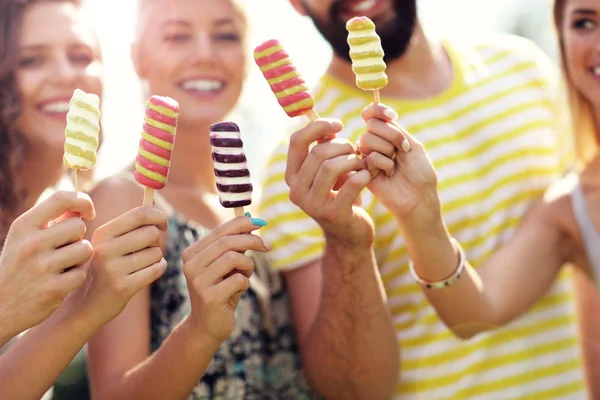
left=591, top=66, right=600, bottom=77
left=38, top=101, right=70, bottom=118
left=339, top=0, right=383, bottom=20
left=180, top=79, right=225, bottom=93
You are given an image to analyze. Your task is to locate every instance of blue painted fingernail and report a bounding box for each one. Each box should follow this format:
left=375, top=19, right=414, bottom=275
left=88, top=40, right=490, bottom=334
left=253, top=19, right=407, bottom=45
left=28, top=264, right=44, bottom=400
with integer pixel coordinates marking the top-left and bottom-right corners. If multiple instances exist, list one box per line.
left=244, top=212, right=252, bottom=217
left=251, top=218, right=267, bottom=227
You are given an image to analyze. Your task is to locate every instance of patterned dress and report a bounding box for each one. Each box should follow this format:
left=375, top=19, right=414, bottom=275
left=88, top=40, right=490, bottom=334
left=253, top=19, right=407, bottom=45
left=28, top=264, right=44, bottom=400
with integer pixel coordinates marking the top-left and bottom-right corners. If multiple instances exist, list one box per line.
left=149, top=196, right=316, bottom=400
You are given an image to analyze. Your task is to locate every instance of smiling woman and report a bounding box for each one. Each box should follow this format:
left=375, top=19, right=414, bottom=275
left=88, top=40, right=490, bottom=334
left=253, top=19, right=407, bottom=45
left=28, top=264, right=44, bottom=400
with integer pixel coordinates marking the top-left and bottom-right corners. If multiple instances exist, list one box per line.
left=84, top=0, right=315, bottom=399
left=0, top=0, right=102, bottom=235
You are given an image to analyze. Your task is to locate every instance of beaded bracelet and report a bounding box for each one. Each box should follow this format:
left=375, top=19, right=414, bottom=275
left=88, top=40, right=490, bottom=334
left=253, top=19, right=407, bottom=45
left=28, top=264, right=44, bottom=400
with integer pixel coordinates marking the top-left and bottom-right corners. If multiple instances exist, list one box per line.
left=408, top=238, right=466, bottom=289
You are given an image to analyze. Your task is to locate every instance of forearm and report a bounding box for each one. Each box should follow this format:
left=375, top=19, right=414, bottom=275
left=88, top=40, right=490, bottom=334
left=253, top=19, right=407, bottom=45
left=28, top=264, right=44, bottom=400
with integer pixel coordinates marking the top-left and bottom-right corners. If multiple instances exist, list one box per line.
left=0, top=313, right=93, bottom=399
left=95, top=316, right=220, bottom=400
left=399, top=209, right=497, bottom=338
left=303, top=239, right=399, bottom=400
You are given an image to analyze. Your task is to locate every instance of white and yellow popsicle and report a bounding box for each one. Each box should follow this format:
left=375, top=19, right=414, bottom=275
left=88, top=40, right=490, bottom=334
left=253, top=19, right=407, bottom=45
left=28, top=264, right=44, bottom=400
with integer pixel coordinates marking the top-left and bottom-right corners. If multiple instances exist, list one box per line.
left=346, top=16, right=388, bottom=101
left=63, top=88, right=100, bottom=176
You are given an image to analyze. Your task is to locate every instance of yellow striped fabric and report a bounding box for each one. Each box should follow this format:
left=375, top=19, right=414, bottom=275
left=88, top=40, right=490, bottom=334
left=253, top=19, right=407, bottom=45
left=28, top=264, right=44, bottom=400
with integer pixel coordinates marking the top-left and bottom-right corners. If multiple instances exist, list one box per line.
left=259, top=35, right=585, bottom=399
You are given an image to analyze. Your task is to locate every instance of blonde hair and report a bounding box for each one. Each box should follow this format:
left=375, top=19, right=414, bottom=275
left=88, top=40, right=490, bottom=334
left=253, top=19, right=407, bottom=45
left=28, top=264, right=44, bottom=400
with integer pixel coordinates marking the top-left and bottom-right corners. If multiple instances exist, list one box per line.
left=554, top=0, right=598, bottom=166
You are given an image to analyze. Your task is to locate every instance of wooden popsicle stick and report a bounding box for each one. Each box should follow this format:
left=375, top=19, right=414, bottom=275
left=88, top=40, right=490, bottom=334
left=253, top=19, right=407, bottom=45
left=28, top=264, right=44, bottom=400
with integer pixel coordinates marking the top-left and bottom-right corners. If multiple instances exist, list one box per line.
left=374, top=90, right=381, bottom=104
left=74, top=170, right=82, bottom=192
left=305, top=109, right=319, bottom=121
left=234, top=207, right=245, bottom=218
left=143, top=187, right=154, bottom=206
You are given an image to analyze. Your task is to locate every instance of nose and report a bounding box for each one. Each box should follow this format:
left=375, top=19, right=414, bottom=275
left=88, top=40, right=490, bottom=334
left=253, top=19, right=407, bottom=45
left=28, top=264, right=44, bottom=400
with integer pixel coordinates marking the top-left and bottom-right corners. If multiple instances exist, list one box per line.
left=191, top=31, right=217, bottom=64
left=50, top=56, right=78, bottom=86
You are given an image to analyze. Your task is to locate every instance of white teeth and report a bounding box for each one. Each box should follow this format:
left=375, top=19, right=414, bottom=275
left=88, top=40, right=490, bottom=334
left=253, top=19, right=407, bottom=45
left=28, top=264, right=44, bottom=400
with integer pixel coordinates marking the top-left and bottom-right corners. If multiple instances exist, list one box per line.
left=593, top=67, right=600, bottom=76
left=351, top=0, right=377, bottom=12
left=181, top=80, right=223, bottom=92
left=42, top=102, right=70, bottom=113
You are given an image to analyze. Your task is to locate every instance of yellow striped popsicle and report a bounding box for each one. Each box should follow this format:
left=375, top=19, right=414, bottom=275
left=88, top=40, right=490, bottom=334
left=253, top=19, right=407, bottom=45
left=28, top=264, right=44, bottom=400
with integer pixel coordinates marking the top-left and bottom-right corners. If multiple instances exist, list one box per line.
left=63, top=89, right=100, bottom=171
left=346, top=16, right=388, bottom=91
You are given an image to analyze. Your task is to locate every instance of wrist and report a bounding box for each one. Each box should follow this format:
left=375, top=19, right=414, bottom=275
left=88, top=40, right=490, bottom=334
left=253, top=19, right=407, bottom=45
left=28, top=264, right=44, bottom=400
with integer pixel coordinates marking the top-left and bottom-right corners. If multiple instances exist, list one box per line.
left=182, top=316, right=223, bottom=354
left=397, top=195, right=443, bottom=236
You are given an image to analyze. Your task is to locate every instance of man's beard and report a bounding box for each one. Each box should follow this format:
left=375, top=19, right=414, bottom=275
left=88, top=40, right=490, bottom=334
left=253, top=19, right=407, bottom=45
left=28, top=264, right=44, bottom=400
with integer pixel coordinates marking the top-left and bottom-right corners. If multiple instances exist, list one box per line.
left=304, top=0, right=417, bottom=63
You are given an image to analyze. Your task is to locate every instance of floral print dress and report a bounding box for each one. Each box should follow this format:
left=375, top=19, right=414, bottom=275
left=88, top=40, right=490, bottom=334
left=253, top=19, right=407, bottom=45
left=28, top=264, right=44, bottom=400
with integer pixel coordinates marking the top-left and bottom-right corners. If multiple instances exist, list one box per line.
left=149, top=193, right=317, bottom=400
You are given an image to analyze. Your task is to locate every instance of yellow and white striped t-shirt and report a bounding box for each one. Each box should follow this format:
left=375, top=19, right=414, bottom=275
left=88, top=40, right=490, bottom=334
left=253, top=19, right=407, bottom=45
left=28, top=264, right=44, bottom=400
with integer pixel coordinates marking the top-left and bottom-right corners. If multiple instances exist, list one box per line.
left=259, top=35, right=585, bottom=399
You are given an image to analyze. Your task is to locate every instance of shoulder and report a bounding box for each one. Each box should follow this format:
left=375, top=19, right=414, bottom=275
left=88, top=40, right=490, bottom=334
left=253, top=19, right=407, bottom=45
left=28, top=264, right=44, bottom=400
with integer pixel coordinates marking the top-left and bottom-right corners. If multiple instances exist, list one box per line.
left=540, top=173, right=578, bottom=232
left=87, top=175, right=145, bottom=227
left=452, top=33, right=557, bottom=78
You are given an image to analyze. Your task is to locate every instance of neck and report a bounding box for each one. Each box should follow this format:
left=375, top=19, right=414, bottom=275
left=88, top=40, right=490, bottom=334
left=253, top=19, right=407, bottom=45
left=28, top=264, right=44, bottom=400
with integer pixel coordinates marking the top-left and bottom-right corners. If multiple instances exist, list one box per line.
left=328, top=23, right=453, bottom=100
left=16, top=146, right=63, bottom=212
left=165, top=122, right=217, bottom=193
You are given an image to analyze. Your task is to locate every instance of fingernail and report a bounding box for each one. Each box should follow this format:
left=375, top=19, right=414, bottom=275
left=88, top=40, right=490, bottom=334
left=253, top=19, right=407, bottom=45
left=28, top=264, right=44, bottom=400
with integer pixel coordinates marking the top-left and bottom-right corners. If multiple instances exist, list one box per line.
left=401, top=140, right=411, bottom=153
left=244, top=212, right=252, bottom=217
left=263, top=239, right=272, bottom=251
left=251, top=218, right=267, bottom=227
left=383, top=108, right=398, bottom=120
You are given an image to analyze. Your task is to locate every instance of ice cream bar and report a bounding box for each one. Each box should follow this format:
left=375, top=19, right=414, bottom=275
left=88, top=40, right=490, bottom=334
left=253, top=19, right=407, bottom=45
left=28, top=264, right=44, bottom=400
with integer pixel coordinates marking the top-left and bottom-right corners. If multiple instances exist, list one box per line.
left=254, top=39, right=316, bottom=118
left=346, top=16, right=388, bottom=91
left=63, top=89, right=100, bottom=171
left=134, top=95, right=179, bottom=190
left=209, top=122, right=252, bottom=208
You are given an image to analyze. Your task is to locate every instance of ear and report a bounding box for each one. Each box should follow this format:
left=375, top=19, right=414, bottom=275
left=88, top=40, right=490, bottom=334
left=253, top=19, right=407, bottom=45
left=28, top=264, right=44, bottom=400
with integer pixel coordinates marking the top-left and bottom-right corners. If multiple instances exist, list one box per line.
left=289, top=0, right=308, bottom=16
left=131, top=41, right=146, bottom=78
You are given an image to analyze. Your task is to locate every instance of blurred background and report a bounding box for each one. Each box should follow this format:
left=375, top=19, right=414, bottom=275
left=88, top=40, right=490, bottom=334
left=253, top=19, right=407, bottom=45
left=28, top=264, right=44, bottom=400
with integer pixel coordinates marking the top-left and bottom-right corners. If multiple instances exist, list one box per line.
left=53, top=0, right=557, bottom=398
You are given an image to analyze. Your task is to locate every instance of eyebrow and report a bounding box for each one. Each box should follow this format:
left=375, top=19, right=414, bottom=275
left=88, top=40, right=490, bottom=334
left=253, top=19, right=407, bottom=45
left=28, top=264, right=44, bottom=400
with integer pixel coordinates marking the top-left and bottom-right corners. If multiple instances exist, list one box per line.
left=214, top=18, right=235, bottom=27
left=162, top=18, right=236, bottom=27
left=572, top=8, right=597, bottom=15
left=163, top=20, right=192, bottom=27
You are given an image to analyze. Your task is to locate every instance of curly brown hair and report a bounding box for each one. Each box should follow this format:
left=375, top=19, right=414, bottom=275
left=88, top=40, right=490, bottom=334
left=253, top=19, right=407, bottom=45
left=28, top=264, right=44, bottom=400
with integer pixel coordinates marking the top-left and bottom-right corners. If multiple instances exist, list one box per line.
left=0, top=0, right=28, bottom=230
left=0, top=0, right=83, bottom=232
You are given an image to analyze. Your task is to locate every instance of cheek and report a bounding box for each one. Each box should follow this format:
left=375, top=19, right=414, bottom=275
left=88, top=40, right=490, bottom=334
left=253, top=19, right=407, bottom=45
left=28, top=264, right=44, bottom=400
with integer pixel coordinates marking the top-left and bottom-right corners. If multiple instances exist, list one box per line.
left=83, top=65, right=104, bottom=97
left=225, top=50, right=246, bottom=89
left=15, top=70, right=42, bottom=110
left=564, top=35, right=587, bottom=75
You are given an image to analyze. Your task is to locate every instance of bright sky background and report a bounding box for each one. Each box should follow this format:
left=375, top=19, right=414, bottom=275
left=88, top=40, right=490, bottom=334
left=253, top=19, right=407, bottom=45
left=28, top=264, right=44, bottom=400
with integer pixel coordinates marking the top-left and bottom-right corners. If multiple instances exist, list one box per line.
left=81, top=0, right=555, bottom=184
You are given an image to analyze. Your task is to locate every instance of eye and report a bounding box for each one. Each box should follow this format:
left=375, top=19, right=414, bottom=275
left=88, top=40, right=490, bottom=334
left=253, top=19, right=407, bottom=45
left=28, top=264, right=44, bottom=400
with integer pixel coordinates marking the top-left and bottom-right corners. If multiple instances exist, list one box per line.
left=19, top=55, right=43, bottom=68
left=214, top=33, right=240, bottom=42
left=164, top=33, right=192, bottom=43
left=572, top=18, right=597, bottom=30
left=70, top=51, right=93, bottom=66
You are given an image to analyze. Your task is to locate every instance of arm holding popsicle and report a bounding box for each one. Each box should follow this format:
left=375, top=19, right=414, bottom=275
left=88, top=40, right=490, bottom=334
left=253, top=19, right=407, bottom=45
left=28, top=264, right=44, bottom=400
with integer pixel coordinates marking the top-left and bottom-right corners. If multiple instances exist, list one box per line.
left=283, top=118, right=399, bottom=400
left=86, top=179, right=269, bottom=400
left=0, top=187, right=167, bottom=399
left=0, top=191, right=94, bottom=346
left=361, top=103, right=570, bottom=339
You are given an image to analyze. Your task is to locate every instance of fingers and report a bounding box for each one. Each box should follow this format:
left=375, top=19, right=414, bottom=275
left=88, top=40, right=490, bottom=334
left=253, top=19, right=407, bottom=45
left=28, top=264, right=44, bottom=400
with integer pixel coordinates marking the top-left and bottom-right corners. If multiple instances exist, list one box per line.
left=96, top=206, right=168, bottom=239
left=212, top=273, right=250, bottom=303
left=119, top=246, right=164, bottom=274
left=361, top=102, right=398, bottom=123
left=44, top=217, right=87, bottom=249
left=182, top=217, right=266, bottom=263
left=311, top=154, right=365, bottom=201
left=184, top=233, right=269, bottom=278
left=53, top=267, right=87, bottom=295
left=124, top=258, right=168, bottom=295
left=46, top=240, right=93, bottom=272
left=365, top=152, right=395, bottom=177
left=361, top=103, right=413, bottom=153
left=334, top=169, right=371, bottom=210
left=18, top=191, right=95, bottom=230
left=111, top=225, right=162, bottom=256
left=358, top=131, right=396, bottom=159
left=285, top=119, right=344, bottom=186
left=365, top=118, right=408, bottom=154
left=295, top=139, right=357, bottom=195
left=200, top=251, right=255, bottom=286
